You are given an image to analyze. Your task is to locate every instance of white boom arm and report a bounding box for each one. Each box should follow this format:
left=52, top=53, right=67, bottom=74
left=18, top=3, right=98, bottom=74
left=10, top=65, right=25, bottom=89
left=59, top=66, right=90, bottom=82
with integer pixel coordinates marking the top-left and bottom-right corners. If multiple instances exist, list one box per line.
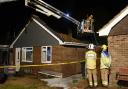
left=25, top=0, right=95, bottom=33
left=25, top=0, right=80, bottom=26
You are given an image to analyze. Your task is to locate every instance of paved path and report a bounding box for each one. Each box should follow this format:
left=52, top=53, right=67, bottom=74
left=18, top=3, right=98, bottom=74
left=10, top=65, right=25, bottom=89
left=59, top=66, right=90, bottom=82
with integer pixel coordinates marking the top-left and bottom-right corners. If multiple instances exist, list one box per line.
left=40, top=74, right=82, bottom=89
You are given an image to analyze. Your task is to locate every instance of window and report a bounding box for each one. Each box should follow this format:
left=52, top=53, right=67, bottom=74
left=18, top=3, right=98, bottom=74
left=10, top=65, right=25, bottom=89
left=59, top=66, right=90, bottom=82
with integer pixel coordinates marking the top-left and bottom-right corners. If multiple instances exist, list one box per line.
left=41, top=46, right=52, bottom=63
left=22, top=47, right=33, bottom=62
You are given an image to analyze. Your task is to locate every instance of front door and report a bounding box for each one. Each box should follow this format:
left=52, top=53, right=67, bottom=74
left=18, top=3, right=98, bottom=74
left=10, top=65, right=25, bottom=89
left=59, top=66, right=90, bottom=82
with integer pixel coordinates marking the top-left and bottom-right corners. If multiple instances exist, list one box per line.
left=15, top=48, right=21, bottom=72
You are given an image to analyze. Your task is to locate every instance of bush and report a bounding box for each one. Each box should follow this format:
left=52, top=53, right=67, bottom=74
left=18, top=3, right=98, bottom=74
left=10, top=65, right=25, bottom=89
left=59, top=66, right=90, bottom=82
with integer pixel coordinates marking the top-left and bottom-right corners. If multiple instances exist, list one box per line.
left=0, top=73, right=8, bottom=84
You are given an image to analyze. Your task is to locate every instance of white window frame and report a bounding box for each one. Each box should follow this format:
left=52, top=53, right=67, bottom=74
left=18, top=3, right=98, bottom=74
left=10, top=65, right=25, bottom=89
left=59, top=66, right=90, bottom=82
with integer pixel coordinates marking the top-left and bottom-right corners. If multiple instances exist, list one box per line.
left=21, top=47, right=33, bottom=62
left=41, top=46, right=52, bottom=63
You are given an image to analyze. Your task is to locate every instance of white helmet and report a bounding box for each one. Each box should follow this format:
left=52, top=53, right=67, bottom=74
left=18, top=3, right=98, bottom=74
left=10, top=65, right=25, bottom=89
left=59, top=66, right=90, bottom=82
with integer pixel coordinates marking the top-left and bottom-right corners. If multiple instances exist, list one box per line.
left=88, top=43, right=94, bottom=49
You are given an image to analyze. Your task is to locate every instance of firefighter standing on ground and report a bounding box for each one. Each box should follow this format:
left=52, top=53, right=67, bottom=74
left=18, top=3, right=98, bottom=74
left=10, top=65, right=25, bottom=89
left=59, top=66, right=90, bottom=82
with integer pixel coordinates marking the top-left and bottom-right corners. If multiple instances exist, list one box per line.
left=85, top=43, right=98, bottom=87
left=100, top=44, right=111, bottom=87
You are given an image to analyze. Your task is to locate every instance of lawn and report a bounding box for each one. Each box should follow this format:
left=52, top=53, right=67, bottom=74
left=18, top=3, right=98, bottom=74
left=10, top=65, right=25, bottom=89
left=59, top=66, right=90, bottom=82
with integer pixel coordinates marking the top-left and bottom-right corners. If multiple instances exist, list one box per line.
left=0, top=73, right=127, bottom=89
left=0, top=74, right=59, bottom=89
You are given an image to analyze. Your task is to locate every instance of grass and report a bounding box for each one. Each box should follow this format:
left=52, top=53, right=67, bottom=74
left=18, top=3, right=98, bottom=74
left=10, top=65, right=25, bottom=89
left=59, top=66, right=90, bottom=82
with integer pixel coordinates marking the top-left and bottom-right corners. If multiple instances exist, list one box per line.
left=0, top=84, right=36, bottom=89
left=0, top=74, right=58, bottom=89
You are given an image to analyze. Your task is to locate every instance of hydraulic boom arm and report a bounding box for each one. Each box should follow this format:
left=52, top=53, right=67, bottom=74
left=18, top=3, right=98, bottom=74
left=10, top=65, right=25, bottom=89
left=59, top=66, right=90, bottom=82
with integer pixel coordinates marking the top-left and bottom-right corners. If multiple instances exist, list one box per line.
left=25, top=0, right=80, bottom=26
left=25, top=0, right=94, bottom=34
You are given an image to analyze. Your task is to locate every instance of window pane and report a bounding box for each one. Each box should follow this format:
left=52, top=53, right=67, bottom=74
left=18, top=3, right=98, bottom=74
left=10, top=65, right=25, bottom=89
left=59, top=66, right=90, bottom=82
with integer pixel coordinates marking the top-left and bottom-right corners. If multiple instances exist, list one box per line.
left=26, top=51, right=32, bottom=62
left=41, top=46, right=52, bottom=63
left=22, top=47, right=33, bottom=62
left=42, top=50, right=46, bottom=61
left=47, top=47, right=51, bottom=61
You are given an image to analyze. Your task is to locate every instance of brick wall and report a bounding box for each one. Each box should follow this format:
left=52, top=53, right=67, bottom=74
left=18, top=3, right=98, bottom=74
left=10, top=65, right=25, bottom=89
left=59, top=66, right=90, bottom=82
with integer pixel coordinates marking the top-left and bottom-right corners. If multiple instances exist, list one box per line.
left=31, top=45, right=86, bottom=77
left=108, top=35, right=128, bottom=86
left=52, top=45, right=86, bottom=77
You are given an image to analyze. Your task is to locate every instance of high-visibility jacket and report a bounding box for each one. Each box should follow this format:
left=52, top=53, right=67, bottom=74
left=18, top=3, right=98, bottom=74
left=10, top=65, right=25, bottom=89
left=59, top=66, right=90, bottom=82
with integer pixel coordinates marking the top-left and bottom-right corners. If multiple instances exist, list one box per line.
left=85, top=50, right=97, bottom=69
left=100, top=51, right=111, bottom=69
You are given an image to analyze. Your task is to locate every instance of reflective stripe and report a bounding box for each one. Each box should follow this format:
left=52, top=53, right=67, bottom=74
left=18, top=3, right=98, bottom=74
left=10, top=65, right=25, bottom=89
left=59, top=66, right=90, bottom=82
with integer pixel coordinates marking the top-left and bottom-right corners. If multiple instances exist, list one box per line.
left=94, top=82, right=98, bottom=86
left=102, top=81, right=108, bottom=86
left=100, top=51, right=111, bottom=69
left=86, top=50, right=97, bottom=69
left=89, top=82, right=93, bottom=86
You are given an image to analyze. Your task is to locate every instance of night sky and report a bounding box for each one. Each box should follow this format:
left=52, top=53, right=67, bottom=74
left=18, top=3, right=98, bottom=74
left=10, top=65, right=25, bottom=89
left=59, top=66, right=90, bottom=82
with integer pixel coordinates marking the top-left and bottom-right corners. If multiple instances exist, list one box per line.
left=44, top=0, right=128, bottom=30
left=0, top=0, right=127, bottom=44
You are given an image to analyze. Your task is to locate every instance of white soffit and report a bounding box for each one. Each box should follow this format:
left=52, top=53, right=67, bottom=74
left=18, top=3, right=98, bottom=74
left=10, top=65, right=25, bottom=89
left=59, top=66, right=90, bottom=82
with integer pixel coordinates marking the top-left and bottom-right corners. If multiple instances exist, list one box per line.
left=98, top=6, right=128, bottom=36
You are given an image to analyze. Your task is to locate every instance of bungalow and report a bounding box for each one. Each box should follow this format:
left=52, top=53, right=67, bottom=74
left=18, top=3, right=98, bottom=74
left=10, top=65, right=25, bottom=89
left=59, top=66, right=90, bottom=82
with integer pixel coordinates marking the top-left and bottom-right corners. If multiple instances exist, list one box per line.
left=98, top=5, right=128, bottom=86
left=10, top=15, right=90, bottom=77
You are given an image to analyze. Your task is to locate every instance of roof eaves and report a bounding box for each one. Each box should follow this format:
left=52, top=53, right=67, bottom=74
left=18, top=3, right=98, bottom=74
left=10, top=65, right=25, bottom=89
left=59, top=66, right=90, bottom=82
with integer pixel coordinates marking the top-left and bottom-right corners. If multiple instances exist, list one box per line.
left=10, top=16, right=64, bottom=48
left=62, top=42, right=88, bottom=47
left=10, top=22, right=30, bottom=48
left=0, top=45, right=9, bottom=48
left=32, top=18, right=64, bottom=44
left=97, top=5, right=128, bottom=36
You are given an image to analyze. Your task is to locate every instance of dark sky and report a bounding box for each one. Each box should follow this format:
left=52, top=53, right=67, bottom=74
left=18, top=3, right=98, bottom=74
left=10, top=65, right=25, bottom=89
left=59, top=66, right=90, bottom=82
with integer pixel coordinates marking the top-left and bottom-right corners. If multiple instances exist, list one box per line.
left=44, top=0, right=128, bottom=30
left=0, top=0, right=127, bottom=44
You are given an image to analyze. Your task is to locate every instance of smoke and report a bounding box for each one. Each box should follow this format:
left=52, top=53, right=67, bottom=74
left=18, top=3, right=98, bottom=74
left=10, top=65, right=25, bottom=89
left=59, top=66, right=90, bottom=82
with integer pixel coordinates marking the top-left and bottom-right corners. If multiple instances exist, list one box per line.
left=0, top=0, right=16, bottom=3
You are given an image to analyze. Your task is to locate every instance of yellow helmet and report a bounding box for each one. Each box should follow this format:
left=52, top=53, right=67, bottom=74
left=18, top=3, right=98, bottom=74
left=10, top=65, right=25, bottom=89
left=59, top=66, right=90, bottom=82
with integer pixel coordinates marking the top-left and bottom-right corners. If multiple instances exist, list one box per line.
left=101, top=44, right=107, bottom=50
